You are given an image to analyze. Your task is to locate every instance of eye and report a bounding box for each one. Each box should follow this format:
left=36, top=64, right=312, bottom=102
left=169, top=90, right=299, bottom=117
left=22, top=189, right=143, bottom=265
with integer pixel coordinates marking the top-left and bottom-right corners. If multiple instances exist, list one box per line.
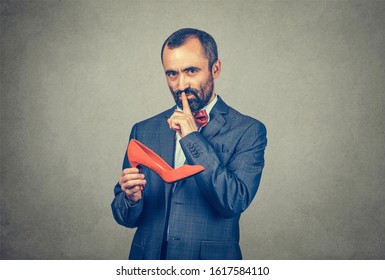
left=186, top=68, right=199, bottom=76
left=166, top=71, right=177, bottom=79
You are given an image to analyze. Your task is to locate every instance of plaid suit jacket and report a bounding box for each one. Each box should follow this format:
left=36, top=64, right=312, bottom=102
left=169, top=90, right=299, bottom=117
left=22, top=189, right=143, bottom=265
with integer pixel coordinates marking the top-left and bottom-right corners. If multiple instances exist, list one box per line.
left=111, top=96, right=267, bottom=260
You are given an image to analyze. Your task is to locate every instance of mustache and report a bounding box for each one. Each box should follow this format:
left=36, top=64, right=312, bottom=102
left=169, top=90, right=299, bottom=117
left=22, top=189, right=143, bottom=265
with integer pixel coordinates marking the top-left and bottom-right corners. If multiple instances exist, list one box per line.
left=174, top=87, right=199, bottom=98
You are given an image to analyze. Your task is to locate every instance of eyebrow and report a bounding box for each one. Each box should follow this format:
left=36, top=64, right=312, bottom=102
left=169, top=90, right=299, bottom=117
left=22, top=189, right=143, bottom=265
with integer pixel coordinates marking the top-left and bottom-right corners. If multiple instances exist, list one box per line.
left=165, top=66, right=201, bottom=74
left=183, top=66, right=201, bottom=72
left=165, top=69, right=177, bottom=75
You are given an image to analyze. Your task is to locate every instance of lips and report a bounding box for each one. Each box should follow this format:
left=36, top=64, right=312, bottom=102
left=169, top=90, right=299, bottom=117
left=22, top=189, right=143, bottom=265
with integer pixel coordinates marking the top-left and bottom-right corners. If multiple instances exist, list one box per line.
left=179, top=93, right=195, bottom=100
left=175, top=88, right=198, bottom=98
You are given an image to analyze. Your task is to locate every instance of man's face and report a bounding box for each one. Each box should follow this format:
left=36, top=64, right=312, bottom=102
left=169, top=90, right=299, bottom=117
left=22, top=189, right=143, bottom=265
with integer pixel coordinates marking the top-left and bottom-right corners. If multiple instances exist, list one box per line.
left=162, top=38, right=217, bottom=114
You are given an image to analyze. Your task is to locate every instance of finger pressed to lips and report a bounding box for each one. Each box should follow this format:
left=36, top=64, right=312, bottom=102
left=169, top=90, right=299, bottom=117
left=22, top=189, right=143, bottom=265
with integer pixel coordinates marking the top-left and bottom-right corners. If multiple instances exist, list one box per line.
left=179, top=94, right=194, bottom=99
left=181, top=93, right=192, bottom=113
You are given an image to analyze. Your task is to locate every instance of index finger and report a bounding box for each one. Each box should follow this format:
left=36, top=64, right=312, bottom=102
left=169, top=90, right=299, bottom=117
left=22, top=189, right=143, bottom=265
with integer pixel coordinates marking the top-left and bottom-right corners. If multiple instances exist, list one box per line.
left=181, top=92, right=192, bottom=115
left=122, top=168, right=140, bottom=175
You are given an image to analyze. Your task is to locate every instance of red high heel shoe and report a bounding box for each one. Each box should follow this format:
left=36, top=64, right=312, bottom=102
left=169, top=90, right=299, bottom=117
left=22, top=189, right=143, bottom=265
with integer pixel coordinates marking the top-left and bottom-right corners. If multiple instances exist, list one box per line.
left=127, top=139, right=204, bottom=183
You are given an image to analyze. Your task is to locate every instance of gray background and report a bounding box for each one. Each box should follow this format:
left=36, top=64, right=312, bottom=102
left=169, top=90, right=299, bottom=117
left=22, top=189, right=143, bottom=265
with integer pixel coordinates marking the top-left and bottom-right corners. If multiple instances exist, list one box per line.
left=1, top=0, right=384, bottom=259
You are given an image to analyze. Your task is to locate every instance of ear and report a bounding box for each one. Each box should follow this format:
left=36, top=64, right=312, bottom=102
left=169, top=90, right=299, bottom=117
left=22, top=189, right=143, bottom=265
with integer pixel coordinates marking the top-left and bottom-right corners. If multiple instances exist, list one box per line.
left=211, top=59, right=221, bottom=79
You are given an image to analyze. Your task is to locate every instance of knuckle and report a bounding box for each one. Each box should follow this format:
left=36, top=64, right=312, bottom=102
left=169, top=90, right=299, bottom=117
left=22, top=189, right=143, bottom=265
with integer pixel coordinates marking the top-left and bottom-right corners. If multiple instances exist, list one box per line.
left=124, top=181, right=134, bottom=189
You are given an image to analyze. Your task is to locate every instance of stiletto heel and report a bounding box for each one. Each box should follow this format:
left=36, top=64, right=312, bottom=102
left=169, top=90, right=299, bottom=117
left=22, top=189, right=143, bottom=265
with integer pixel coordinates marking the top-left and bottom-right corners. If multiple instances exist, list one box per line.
left=127, top=139, right=204, bottom=183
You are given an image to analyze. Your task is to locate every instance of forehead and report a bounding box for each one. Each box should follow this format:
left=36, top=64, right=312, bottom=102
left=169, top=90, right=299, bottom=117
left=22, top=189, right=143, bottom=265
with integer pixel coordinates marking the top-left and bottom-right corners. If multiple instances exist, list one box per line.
left=162, top=38, right=208, bottom=69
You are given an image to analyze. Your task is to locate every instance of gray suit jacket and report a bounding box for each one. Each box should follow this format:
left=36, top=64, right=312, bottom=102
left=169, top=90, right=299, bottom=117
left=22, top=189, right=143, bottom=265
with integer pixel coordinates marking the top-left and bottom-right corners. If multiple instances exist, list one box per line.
left=111, top=96, right=267, bottom=259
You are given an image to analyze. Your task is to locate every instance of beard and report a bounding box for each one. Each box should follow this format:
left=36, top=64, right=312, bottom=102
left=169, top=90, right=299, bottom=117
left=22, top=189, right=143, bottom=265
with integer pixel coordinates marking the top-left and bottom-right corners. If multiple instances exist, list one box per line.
left=170, top=74, right=214, bottom=114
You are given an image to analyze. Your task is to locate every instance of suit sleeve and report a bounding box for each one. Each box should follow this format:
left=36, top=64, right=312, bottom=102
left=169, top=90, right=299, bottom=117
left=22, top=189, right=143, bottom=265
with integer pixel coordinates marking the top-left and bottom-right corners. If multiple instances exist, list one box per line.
left=111, top=124, right=144, bottom=228
left=180, top=121, right=267, bottom=218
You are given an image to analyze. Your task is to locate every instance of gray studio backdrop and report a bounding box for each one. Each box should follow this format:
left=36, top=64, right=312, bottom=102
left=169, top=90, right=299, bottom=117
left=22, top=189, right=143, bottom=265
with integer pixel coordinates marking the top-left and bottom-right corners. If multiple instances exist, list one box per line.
left=1, top=0, right=384, bottom=259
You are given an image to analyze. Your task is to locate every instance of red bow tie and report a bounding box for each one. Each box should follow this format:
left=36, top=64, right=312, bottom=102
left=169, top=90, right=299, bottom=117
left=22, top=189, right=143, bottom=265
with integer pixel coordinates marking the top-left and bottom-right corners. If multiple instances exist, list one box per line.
left=194, top=110, right=209, bottom=127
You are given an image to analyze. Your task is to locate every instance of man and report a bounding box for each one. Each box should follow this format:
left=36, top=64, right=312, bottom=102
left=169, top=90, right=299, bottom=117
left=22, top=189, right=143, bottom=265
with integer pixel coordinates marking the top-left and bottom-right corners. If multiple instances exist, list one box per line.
left=111, top=28, right=267, bottom=260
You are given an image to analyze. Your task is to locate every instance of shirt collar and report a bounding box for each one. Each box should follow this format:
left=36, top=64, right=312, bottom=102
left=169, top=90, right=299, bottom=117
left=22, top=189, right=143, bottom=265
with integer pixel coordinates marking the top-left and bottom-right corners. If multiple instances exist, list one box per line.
left=202, top=94, right=218, bottom=118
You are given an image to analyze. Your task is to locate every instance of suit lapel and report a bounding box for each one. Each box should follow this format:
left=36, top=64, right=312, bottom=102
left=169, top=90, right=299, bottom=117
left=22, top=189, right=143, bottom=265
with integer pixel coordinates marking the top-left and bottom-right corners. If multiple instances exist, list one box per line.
left=201, top=96, right=229, bottom=140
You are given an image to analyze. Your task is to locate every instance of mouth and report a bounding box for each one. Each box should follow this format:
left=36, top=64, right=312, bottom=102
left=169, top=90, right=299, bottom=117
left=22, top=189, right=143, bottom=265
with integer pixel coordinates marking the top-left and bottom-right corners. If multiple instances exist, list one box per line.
left=179, top=93, right=195, bottom=100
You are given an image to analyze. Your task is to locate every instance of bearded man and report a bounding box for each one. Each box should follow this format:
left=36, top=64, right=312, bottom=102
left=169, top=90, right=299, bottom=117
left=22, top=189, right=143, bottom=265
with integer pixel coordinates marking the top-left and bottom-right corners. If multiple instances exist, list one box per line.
left=111, top=28, right=267, bottom=260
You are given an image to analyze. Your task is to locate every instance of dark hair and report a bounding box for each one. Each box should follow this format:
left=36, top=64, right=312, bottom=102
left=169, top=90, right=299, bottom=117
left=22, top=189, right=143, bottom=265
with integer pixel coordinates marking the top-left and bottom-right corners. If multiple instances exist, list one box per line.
left=161, top=28, right=218, bottom=70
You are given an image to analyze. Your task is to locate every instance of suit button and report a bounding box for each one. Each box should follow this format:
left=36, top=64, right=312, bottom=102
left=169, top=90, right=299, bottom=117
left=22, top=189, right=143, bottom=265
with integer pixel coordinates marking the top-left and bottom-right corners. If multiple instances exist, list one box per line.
left=187, top=143, right=193, bottom=148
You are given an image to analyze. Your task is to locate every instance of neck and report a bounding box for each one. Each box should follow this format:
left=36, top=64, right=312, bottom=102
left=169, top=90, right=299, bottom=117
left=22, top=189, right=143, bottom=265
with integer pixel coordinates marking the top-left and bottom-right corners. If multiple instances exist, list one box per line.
left=208, top=92, right=216, bottom=104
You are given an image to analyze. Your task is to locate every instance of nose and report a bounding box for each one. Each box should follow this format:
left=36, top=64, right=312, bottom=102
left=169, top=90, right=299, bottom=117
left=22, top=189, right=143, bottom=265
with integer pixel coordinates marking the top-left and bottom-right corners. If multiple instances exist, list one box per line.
left=177, top=73, right=189, bottom=91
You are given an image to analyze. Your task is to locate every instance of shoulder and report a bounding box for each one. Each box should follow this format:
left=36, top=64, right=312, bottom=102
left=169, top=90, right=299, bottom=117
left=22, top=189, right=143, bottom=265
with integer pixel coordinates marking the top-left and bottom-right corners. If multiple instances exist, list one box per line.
left=128, top=107, right=175, bottom=140
left=134, top=107, right=175, bottom=128
left=222, top=102, right=267, bottom=151
left=229, top=106, right=265, bottom=128
left=217, top=96, right=266, bottom=132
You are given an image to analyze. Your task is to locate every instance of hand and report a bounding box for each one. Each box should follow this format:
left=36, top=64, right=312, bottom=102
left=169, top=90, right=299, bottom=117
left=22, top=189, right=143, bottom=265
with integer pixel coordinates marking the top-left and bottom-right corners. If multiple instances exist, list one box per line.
left=168, top=92, right=197, bottom=137
left=119, top=167, right=146, bottom=203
